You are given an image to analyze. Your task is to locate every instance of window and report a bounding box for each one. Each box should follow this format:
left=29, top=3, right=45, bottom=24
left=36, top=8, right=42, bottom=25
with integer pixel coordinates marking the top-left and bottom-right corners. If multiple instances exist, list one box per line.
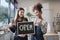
left=0, top=0, right=14, bottom=28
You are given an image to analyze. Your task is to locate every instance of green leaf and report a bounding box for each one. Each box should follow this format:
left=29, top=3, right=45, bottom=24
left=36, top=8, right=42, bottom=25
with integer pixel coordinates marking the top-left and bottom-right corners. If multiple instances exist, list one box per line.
left=26, top=12, right=33, bottom=17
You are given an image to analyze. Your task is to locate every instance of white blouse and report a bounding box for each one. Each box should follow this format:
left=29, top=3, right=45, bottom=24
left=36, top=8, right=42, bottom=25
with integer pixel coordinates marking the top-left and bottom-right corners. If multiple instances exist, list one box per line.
left=34, top=17, right=41, bottom=26
left=34, top=17, right=47, bottom=34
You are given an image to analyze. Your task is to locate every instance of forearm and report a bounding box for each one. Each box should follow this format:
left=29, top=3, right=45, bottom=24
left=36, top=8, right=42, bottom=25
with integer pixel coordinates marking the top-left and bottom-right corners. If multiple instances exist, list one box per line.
left=5, top=22, right=16, bottom=33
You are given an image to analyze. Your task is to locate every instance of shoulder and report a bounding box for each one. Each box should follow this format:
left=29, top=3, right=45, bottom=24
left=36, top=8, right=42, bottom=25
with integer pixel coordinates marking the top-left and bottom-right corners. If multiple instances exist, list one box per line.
left=42, top=19, right=47, bottom=25
left=24, top=17, right=28, bottom=21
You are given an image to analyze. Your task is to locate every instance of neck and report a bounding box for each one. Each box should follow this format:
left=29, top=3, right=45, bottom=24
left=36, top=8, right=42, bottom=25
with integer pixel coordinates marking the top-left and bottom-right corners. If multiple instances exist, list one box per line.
left=38, top=15, right=42, bottom=20
left=19, top=16, right=24, bottom=18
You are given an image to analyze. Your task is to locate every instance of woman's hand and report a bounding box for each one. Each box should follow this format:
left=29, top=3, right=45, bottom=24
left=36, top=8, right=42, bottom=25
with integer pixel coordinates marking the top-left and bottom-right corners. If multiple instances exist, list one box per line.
left=4, top=26, right=9, bottom=32
left=4, top=23, right=14, bottom=31
left=34, top=20, right=42, bottom=26
left=18, top=34, right=27, bottom=37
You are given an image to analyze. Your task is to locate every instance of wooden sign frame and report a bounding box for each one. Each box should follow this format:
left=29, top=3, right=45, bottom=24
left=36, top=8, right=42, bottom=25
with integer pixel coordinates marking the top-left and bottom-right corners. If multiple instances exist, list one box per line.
left=17, top=22, right=35, bottom=35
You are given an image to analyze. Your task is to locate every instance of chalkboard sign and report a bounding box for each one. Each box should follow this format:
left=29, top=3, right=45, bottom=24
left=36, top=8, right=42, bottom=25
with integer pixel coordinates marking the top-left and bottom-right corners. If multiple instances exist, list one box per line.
left=17, top=22, right=35, bottom=35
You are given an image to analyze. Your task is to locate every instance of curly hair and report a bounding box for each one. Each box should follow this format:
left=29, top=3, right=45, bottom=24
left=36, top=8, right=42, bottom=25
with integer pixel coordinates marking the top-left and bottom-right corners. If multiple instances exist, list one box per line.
left=33, top=3, right=43, bottom=12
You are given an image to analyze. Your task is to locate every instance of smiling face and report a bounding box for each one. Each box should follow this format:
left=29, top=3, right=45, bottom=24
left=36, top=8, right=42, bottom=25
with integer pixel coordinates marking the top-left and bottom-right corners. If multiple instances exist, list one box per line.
left=33, top=3, right=43, bottom=18
left=19, top=10, right=24, bottom=17
left=34, top=10, right=42, bottom=17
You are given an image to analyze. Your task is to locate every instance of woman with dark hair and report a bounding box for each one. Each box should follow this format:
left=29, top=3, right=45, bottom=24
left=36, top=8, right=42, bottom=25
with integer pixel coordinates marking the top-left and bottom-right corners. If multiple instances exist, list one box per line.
left=31, top=3, right=44, bottom=40
left=5, top=8, right=28, bottom=40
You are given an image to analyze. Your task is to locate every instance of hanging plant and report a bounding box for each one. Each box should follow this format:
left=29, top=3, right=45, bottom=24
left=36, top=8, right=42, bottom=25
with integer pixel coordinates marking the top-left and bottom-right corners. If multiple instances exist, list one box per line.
left=26, top=12, right=33, bottom=17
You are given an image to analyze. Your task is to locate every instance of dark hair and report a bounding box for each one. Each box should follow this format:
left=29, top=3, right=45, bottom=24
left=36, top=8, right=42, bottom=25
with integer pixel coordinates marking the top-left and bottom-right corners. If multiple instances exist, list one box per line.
left=18, top=7, right=25, bottom=13
left=33, top=3, right=43, bottom=12
left=14, top=7, right=25, bottom=22
left=19, top=8, right=24, bottom=11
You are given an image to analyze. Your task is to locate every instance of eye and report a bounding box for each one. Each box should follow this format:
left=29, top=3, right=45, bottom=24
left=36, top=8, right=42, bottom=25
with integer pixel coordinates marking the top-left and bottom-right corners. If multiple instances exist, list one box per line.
left=21, top=12, right=24, bottom=13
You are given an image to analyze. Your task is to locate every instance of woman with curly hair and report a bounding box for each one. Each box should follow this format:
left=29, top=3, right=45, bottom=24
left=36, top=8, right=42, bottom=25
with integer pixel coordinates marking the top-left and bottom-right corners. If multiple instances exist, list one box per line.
left=31, top=3, right=44, bottom=40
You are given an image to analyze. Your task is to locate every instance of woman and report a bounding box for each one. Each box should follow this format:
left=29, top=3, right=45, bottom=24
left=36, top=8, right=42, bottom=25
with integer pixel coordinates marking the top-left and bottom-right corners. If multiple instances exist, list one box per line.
left=5, top=8, right=28, bottom=40
left=31, top=3, right=44, bottom=40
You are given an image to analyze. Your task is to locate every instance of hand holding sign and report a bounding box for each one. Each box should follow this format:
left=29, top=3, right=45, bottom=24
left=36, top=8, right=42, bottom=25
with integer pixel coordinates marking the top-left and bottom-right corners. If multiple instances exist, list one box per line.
left=17, top=22, right=35, bottom=35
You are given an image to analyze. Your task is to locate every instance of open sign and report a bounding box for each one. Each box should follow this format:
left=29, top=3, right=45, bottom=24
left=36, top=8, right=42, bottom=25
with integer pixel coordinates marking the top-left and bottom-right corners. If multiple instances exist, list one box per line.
left=17, top=22, right=35, bottom=35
